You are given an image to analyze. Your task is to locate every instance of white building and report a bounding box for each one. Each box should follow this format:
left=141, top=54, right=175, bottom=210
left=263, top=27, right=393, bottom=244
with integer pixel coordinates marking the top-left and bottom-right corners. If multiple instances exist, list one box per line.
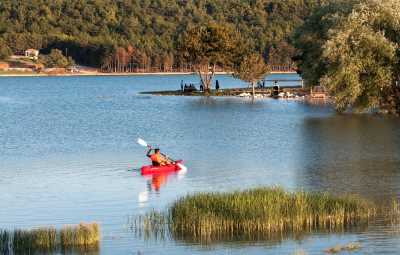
left=25, top=49, right=39, bottom=60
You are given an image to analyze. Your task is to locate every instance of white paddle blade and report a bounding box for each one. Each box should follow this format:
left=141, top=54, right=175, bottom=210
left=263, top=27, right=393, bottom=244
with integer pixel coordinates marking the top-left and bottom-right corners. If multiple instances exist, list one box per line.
left=177, top=163, right=187, bottom=174
left=137, top=138, right=148, bottom=147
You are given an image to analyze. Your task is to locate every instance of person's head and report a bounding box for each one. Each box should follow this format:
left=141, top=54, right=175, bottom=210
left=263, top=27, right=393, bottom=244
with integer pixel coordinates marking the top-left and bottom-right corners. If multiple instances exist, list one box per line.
left=154, top=148, right=160, bottom=154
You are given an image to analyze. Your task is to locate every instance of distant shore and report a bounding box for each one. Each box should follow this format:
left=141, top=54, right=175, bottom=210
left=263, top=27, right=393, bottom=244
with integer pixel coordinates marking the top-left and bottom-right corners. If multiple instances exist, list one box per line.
left=0, top=71, right=297, bottom=78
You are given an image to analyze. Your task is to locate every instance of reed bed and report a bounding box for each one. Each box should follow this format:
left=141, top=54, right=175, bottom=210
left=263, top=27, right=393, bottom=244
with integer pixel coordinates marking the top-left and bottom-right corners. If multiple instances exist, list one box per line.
left=169, top=187, right=376, bottom=241
left=60, top=222, right=100, bottom=250
left=0, top=230, right=10, bottom=254
left=13, top=227, right=57, bottom=254
left=132, top=211, right=171, bottom=241
left=0, top=222, right=100, bottom=254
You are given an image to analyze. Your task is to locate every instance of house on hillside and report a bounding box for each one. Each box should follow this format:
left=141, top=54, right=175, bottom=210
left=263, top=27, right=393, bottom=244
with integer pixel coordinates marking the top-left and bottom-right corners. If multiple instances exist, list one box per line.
left=25, top=49, right=39, bottom=60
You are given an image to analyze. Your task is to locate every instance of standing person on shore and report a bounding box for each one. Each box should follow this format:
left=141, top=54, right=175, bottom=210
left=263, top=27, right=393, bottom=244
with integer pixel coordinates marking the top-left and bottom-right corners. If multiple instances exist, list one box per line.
left=216, top=80, right=220, bottom=90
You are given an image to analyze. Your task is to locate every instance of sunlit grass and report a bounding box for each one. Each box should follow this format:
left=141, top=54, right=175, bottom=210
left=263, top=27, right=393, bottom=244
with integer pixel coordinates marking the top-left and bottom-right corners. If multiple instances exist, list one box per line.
left=134, top=187, right=378, bottom=243
left=0, top=222, right=100, bottom=254
left=170, top=187, right=376, bottom=240
left=60, top=222, right=100, bottom=250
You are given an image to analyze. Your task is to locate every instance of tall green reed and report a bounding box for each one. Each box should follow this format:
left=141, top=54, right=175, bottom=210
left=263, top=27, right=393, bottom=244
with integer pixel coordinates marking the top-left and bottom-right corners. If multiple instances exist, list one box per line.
left=169, top=187, right=376, bottom=241
left=0, top=222, right=100, bottom=254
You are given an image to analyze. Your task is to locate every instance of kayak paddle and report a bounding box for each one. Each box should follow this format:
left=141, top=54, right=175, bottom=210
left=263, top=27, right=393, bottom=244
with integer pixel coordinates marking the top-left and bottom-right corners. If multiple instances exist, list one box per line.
left=137, top=138, right=187, bottom=172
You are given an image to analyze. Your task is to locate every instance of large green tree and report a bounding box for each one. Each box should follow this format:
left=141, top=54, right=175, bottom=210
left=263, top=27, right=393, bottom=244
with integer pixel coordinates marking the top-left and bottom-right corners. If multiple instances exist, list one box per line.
left=292, top=0, right=358, bottom=87
left=294, top=0, right=400, bottom=114
left=321, top=0, right=400, bottom=113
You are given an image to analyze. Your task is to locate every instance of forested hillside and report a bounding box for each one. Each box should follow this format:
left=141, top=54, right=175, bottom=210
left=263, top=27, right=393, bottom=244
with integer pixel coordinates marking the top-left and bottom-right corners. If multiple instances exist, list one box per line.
left=0, top=0, right=322, bottom=70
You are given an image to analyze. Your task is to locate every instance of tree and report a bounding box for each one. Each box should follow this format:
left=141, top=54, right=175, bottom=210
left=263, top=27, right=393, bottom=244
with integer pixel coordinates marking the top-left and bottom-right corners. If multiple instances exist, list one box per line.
left=321, top=0, right=400, bottom=113
left=294, top=0, right=400, bottom=114
left=179, top=23, right=238, bottom=93
left=292, top=0, right=358, bottom=87
left=41, top=49, right=74, bottom=68
left=233, top=53, right=270, bottom=99
left=0, top=39, right=12, bottom=60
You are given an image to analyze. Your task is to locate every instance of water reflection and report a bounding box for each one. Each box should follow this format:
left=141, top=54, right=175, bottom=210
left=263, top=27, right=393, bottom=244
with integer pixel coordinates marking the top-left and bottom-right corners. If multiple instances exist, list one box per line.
left=190, top=96, right=266, bottom=108
left=137, top=169, right=187, bottom=207
left=296, top=115, right=400, bottom=203
left=147, top=174, right=169, bottom=192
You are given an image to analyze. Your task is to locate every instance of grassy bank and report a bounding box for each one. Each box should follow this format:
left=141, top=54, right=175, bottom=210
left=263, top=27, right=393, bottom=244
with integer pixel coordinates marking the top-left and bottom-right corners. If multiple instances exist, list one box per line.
left=0, top=222, right=100, bottom=254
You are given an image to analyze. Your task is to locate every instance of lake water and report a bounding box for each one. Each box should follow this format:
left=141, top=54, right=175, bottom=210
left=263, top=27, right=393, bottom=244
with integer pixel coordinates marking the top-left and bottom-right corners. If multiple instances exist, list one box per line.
left=1, top=73, right=400, bottom=254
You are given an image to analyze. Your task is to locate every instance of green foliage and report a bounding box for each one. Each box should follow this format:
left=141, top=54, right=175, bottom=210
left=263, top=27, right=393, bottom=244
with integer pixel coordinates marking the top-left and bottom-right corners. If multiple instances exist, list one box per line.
left=293, top=0, right=358, bottom=87
left=179, top=23, right=239, bottom=91
left=0, top=0, right=321, bottom=68
left=0, top=38, right=12, bottom=60
left=41, top=49, right=74, bottom=68
left=180, top=23, right=237, bottom=67
left=294, top=0, right=400, bottom=114
left=233, top=53, right=270, bottom=97
left=233, top=53, right=270, bottom=98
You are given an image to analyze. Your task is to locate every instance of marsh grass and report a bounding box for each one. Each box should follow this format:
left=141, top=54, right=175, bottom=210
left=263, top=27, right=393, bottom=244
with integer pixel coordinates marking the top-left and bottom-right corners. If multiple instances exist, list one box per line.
left=0, top=230, right=10, bottom=254
left=13, top=227, right=57, bottom=254
left=132, top=211, right=170, bottom=241
left=134, top=187, right=377, bottom=243
left=0, top=222, right=99, bottom=254
left=170, top=187, right=376, bottom=241
left=387, top=198, right=400, bottom=224
left=60, top=223, right=100, bottom=250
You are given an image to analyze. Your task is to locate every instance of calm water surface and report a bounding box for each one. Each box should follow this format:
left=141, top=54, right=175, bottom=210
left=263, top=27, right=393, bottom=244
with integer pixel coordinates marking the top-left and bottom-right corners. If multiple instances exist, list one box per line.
left=1, top=74, right=400, bottom=254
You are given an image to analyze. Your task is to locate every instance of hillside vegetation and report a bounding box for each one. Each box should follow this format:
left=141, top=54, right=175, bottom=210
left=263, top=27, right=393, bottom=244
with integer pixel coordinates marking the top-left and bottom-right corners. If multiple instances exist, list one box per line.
left=0, top=0, right=321, bottom=69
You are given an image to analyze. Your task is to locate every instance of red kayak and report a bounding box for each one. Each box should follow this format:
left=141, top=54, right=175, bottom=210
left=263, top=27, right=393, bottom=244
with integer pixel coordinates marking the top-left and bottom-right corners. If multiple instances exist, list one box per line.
left=141, top=160, right=183, bottom=175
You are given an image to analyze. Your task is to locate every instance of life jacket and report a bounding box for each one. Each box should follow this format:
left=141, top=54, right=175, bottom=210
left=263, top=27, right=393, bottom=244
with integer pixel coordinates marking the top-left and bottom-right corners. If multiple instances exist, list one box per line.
left=150, top=153, right=160, bottom=163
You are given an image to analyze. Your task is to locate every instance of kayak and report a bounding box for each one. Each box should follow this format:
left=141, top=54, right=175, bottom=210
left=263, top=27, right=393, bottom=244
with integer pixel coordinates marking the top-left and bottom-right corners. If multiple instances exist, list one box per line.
left=141, top=160, right=183, bottom=175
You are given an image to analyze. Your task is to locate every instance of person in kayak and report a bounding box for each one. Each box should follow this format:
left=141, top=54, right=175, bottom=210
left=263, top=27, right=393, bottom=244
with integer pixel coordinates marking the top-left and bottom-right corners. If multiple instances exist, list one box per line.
left=147, top=147, right=170, bottom=166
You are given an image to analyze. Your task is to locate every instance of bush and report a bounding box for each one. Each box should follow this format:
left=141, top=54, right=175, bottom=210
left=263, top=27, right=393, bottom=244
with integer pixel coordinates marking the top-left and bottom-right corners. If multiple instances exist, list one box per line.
left=41, top=49, right=75, bottom=68
left=0, top=41, right=12, bottom=60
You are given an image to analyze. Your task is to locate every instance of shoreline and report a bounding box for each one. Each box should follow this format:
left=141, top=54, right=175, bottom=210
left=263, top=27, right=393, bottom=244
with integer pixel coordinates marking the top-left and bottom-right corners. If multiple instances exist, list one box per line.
left=0, top=71, right=297, bottom=78
left=141, top=86, right=309, bottom=97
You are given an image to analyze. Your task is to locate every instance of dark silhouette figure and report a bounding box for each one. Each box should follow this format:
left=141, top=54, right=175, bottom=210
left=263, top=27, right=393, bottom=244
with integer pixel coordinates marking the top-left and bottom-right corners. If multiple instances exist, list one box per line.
left=215, top=80, right=220, bottom=90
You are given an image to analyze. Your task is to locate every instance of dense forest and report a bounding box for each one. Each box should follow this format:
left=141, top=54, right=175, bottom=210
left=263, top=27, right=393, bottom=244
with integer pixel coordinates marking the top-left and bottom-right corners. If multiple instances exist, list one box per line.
left=0, top=0, right=322, bottom=71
